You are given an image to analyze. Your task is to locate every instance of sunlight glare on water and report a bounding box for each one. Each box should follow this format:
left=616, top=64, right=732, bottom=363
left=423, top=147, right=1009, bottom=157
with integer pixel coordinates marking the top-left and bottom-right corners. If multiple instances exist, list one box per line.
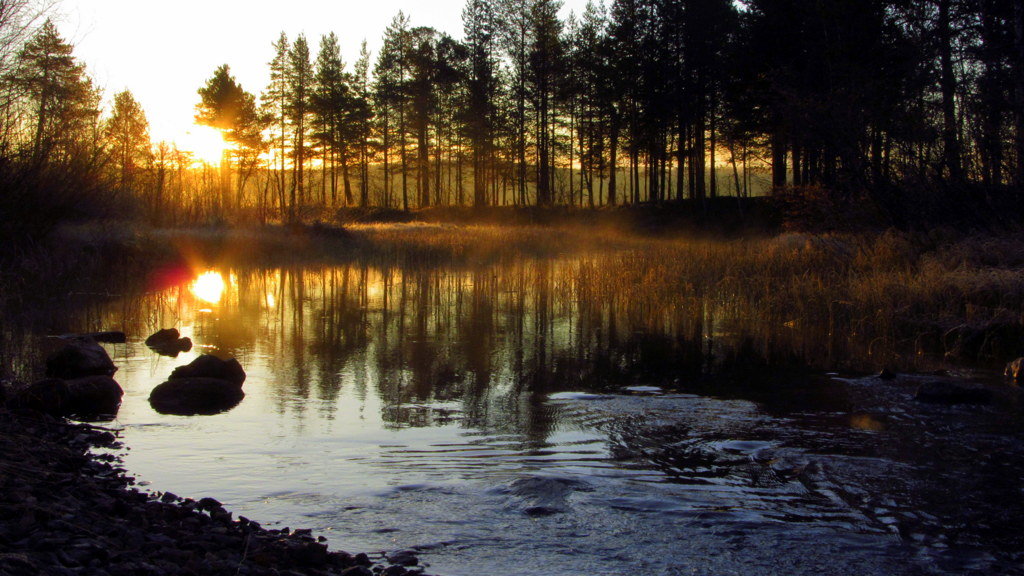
left=190, top=270, right=227, bottom=305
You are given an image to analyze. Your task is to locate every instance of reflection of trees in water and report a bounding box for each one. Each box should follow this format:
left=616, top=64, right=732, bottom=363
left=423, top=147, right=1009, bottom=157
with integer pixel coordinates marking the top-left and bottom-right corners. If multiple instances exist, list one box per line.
left=83, top=258, right=835, bottom=432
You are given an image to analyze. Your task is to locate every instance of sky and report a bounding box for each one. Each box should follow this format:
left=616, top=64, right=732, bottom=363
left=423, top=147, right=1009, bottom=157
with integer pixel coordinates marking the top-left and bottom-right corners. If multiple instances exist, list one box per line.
left=55, top=0, right=589, bottom=151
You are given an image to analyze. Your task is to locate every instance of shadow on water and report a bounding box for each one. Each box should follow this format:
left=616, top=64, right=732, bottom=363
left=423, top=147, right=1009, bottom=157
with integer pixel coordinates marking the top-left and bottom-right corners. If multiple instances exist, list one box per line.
left=3, top=254, right=1024, bottom=575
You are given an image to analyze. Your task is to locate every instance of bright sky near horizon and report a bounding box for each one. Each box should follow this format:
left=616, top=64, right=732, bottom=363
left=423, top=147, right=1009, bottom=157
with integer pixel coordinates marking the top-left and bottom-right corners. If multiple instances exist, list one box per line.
left=55, top=0, right=589, bottom=152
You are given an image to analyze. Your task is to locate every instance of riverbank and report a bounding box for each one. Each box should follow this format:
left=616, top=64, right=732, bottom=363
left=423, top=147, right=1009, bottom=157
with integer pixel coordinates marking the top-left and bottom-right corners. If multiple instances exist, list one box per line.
left=0, top=406, right=426, bottom=576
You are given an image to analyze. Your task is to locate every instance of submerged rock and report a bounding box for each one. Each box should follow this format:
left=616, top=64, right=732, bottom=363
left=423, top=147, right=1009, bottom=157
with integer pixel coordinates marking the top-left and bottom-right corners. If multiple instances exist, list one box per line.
left=169, top=355, right=246, bottom=386
left=1004, top=357, right=1024, bottom=386
left=144, top=328, right=180, bottom=347
left=45, top=341, right=116, bottom=379
left=914, top=381, right=993, bottom=405
left=149, top=377, right=244, bottom=416
left=505, top=475, right=593, bottom=516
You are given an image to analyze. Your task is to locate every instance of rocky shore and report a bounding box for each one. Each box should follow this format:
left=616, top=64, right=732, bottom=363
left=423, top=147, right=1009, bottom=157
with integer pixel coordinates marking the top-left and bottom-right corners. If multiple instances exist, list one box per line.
left=0, top=407, right=427, bottom=576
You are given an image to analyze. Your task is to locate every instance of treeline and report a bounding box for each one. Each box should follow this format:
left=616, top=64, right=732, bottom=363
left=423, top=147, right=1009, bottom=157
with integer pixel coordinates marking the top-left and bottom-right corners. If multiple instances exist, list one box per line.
left=2, top=0, right=1024, bottom=231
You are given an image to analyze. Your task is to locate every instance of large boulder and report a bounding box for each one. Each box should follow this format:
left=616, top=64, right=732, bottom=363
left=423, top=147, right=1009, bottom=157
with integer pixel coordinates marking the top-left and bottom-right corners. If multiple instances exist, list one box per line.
left=1004, top=357, right=1024, bottom=386
left=9, top=379, right=70, bottom=414
left=45, top=340, right=116, bottom=379
left=145, top=328, right=180, bottom=347
left=914, top=381, right=993, bottom=405
left=65, top=376, right=123, bottom=417
left=169, top=355, right=245, bottom=386
left=8, top=376, right=122, bottom=418
left=149, top=377, right=244, bottom=416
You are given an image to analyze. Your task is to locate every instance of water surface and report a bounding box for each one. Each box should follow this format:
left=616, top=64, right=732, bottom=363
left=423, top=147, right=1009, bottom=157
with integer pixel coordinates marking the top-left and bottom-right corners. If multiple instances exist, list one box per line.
left=33, top=259, right=1024, bottom=575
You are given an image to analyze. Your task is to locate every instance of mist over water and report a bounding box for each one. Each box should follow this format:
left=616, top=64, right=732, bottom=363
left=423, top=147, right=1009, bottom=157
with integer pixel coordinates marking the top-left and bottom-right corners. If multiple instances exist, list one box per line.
left=27, top=257, right=1024, bottom=575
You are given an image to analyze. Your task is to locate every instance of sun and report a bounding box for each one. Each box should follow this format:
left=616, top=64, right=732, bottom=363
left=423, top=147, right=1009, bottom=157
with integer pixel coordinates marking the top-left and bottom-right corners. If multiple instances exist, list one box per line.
left=177, top=124, right=233, bottom=166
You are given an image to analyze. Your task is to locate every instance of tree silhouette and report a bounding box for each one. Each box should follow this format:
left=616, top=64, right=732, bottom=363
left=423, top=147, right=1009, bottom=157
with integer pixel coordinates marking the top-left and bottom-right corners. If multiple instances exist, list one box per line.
left=104, top=89, right=151, bottom=192
left=9, top=20, right=99, bottom=163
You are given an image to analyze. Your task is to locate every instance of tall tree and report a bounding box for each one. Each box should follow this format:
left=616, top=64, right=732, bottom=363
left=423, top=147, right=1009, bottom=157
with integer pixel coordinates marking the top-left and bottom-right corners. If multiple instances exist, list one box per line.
left=528, top=0, right=565, bottom=206
left=104, top=89, right=151, bottom=191
left=407, top=26, right=439, bottom=208
left=376, top=13, right=413, bottom=210
left=8, top=20, right=99, bottom=162
left=463, top=0, right=499, bottom=207
left=312, top=32, right=351, bottom=206
left=195, top=63, right=260, bottom=213
left=288, top=34, right=313, bottom=218
left=497, top=0, right=533, bottom=204
left=353, top=40, right=374, bottom=207
left=262, top=32, right=291, bottom=220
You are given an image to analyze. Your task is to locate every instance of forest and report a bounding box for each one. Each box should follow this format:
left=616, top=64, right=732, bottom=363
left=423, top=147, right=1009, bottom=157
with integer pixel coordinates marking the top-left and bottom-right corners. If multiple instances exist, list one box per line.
left=0, top=0, right=1022, bottom=242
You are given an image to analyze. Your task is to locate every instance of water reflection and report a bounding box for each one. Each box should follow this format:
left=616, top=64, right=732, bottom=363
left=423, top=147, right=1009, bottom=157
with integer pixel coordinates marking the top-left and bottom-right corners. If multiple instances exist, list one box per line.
left=190, top=270, right=227, bottom=305
left=126, top=261, right=813, bottom=431
left=46, top=259, right=1024, bottom=575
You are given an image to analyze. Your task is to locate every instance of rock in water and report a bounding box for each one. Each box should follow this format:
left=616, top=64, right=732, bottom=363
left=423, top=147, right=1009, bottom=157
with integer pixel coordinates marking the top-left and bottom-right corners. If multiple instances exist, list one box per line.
left=169, top=355, right=245, bottom=385
left=65, top=376, right=123, bottom=417
left=151, top=337, right=193, bottom=358
left=149, top=377, right=244, bottom=416
left=145, top=328, right=180, bottom=347
left=1004, top=357, right=1024, bottom=386
left=914, top=381, right=993, bottom=405
left=45, top=341, right=116, bottom=379
left=878, top=368, right=897, bottom=380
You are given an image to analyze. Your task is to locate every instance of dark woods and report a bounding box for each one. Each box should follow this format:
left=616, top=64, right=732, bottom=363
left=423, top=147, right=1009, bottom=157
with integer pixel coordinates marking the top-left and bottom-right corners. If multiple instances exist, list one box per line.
left=1, top=0, right=1024, bottom=240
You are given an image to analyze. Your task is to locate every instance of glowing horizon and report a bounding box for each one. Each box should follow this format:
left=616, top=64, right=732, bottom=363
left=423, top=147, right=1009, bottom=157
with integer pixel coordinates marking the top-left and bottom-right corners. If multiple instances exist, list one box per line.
left=58, top=1, right=588, bottom=159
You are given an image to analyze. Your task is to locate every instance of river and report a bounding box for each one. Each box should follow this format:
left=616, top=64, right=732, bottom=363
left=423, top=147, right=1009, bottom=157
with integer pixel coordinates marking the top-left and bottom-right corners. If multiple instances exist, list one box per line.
left=24, top=256, right=1024, bottom=575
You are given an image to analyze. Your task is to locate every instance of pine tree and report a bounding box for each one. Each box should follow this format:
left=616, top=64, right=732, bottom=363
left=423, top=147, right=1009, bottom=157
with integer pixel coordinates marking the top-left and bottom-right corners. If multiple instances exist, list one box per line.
left=288, top=34, right=313, bottom=217
left=196, top=64, right=260, bottom=213
left=9, top=20, right=100, bottom=162
left=528, top=0, right=565, bottom=206
left=104, top=89, right=151, bottom=191
left=312, top=32, right=351, bottom=206
left=353, top=40, right=374, bottom=207
left=262, top=32, right=291, bottom=220
left=463, top=0, right=499, bottom=207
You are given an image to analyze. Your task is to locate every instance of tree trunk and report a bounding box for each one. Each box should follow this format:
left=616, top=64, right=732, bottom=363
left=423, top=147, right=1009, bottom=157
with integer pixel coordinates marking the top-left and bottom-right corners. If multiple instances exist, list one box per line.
left=1015, top=0, right=1024, bottom=187
left=694, top=113, right=706, bottom=202
left=709, top=106, right=717, bottom=199
left=608, top=111, right=619, bottom=206
left=342, top=154, right=353, bottom=205
left=771, top=126, right=787, bottom=190
left=938, top=0, right=963, bottom=181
